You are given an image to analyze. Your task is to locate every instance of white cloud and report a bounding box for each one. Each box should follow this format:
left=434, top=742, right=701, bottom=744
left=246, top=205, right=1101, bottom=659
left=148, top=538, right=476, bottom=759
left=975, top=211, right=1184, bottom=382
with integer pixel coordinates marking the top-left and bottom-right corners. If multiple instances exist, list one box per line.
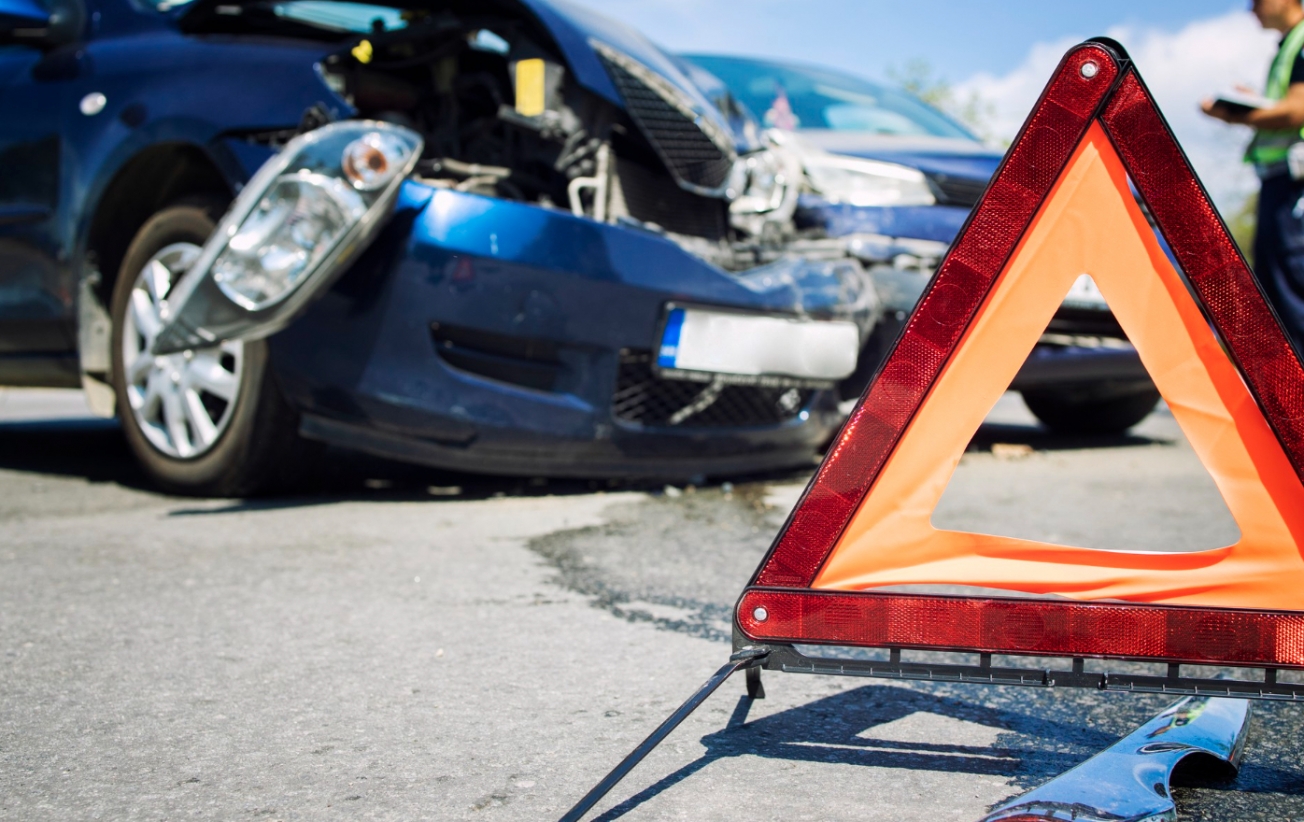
left=956, top=11, right=1279, bottom=212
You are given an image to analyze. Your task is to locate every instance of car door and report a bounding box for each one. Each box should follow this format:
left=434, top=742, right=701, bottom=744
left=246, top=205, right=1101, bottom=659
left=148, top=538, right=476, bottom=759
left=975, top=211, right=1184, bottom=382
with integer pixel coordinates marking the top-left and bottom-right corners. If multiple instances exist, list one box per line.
left=0, top=17, right=77, bottom=381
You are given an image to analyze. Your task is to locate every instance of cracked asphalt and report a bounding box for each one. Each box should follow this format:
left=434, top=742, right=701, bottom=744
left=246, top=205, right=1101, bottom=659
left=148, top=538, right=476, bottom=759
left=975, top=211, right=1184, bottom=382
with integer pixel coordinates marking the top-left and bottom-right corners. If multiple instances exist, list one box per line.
left=1, top=388, right=1302, bottom=821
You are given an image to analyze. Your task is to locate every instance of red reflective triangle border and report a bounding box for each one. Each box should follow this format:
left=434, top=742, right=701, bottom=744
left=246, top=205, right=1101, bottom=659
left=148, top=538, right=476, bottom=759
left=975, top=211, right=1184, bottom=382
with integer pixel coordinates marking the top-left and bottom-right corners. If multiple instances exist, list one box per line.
left=1100, top=72, right=1304, bottom=476
left=752, top=42, right=1121, bottom=590
left=738, top=40, right=1304, bottom=669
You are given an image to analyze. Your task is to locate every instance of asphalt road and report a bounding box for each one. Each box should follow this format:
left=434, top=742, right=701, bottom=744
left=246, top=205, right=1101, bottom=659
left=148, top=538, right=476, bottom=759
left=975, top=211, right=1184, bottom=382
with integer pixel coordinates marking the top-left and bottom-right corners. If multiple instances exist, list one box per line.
left=1, top=388, right=1302, bottom=821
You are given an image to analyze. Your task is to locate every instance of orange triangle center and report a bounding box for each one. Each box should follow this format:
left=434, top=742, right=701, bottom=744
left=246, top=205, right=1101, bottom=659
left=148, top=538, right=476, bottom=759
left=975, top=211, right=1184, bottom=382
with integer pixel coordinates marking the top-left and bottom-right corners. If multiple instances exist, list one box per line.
left=812, top=123, right=1304, bottom=610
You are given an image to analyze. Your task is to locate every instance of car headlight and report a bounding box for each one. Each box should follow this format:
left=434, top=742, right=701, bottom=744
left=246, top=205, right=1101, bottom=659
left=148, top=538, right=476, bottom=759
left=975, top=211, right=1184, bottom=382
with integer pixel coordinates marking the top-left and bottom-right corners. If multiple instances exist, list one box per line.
left=803, top=154, right=935, bottom=207
left=213, top=173, right=366, bottom=310
left=151, top=120, right=422, bottom=354
left=729, top=149, right=788, bottom=214
left=727, top=132, right=804, bottom=237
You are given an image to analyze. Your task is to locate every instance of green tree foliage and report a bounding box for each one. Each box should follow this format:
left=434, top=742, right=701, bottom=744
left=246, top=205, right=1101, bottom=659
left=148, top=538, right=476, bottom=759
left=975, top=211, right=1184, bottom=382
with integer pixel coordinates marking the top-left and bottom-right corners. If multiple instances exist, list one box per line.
left=1225, top=192, right=1257, bottom=267
left=888, top=59, right=998, bottom=143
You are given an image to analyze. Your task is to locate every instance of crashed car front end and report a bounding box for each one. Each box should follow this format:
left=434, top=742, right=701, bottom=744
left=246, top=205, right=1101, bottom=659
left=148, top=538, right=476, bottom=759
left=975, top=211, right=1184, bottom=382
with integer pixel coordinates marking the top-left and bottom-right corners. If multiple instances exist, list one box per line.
left=271, top=185, right=874, bottom=476
left=159, top=0, right=880, bottom=478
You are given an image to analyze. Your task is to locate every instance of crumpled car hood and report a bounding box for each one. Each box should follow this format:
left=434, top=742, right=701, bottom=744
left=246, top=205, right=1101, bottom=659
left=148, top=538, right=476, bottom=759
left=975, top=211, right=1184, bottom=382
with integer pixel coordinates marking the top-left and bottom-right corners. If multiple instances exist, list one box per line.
left=179, top=0, right=755, bottom=153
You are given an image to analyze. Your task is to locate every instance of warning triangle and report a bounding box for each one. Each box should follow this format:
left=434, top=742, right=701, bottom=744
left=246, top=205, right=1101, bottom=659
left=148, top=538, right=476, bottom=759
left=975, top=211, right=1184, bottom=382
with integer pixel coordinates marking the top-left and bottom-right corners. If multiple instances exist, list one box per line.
left=736, top=40, right=1304, bottom=669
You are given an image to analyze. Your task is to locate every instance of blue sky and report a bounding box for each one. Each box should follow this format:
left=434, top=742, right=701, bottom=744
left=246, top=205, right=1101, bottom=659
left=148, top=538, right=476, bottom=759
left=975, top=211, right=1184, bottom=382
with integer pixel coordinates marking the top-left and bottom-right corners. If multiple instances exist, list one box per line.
left=564, top=0, right=1245, bottom=86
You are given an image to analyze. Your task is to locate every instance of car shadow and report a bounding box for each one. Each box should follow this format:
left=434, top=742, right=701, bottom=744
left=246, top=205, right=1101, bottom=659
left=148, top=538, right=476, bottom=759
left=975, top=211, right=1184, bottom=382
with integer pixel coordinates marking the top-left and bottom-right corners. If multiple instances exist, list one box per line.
left=0, top=418, right=154, bottom=490
left=0, top=416, right=803, bottom=510
left=0, top=410, right=1168, bottom=509
left=967, top=421, right=1169, bottom=453
left=588, top=682, right=1302, bottom=821
left=0, top=417, right=598, bottom=503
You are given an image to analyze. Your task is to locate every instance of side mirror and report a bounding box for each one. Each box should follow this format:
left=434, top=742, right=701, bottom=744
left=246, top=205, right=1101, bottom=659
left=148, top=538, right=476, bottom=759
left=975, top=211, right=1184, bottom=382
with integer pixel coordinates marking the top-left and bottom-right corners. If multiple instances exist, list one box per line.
left=0, top=0, right=84, bottom=45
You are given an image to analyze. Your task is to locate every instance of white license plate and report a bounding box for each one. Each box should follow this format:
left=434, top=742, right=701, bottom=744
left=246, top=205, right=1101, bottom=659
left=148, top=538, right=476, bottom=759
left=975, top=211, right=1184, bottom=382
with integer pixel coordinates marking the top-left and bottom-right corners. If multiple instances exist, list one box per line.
left=656, top=307, right=859, bottom=381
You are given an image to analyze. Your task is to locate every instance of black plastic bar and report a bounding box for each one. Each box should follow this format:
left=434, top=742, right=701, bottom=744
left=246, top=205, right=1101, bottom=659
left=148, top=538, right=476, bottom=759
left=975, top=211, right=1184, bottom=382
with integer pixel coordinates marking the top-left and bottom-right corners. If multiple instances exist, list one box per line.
left=758, top=644, right=1304, bottom=701
left=558, top=649, right=768, bottom=822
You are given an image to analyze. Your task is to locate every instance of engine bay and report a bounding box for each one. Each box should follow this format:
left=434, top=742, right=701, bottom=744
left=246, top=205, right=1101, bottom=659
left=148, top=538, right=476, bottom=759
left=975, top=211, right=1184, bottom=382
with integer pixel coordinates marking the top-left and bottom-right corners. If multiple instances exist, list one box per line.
left=196, top=0, right=821, bottom=271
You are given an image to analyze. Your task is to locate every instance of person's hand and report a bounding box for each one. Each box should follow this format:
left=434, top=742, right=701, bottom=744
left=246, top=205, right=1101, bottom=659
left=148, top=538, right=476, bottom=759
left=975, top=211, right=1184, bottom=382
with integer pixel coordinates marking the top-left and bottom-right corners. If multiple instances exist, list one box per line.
left=1202, top=97, right=1244, bottom=124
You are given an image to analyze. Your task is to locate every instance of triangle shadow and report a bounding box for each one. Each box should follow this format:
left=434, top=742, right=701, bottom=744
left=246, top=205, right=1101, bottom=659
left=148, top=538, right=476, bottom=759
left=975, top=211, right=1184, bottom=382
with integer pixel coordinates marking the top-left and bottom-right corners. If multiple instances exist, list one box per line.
left=590, top=682, right=1113, bottom=821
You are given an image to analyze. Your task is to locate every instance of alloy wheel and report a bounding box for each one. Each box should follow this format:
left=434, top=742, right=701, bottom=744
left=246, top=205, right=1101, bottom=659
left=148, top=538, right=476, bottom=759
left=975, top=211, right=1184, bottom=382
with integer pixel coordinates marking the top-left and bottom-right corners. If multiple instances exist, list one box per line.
left=121, top=242, right=245, bottom=459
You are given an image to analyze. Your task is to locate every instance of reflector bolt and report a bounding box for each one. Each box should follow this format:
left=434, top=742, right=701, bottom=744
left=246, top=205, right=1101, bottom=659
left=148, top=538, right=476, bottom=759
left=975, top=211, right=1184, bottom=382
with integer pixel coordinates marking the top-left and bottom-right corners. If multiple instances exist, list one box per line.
left=752, top=606, right=769, bottom=622
left=1081, top=61, right=1099, bottom=79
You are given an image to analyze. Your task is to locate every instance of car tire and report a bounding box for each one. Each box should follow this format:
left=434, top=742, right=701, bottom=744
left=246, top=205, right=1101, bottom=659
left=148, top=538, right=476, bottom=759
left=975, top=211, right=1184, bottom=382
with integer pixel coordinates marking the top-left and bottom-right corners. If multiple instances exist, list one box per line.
left=1021, top=383, right=1161, bottom=435
left=109, top=200, right=313, bottom=496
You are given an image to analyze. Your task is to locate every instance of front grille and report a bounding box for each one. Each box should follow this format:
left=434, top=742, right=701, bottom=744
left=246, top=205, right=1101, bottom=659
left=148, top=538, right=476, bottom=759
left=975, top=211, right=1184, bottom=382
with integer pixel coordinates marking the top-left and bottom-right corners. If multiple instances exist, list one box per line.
left=616, top=158, right=728, bottom=240
left=594, top=44, right=735, bottom=193
left=612, top=350, right=812, bottom=428
left=926, top=172, right=989, bottom=208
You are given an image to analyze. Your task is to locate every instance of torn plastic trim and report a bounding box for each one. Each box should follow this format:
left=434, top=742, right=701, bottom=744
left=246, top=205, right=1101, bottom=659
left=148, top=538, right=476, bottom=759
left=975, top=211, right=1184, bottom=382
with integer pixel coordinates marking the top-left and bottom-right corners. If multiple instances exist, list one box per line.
left=981, top=693, right=1250, bottom=822
left=152, top=120, right=423, bottom=355
left=731, top=255, right=880, bottom=339
left=845, top=233, right=950, bottom=267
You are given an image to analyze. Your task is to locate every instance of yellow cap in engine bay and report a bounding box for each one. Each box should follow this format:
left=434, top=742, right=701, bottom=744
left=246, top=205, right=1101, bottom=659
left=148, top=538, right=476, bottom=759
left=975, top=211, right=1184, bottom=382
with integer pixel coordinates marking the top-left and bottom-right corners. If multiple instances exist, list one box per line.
left=514, top=58, right=546, bottom=117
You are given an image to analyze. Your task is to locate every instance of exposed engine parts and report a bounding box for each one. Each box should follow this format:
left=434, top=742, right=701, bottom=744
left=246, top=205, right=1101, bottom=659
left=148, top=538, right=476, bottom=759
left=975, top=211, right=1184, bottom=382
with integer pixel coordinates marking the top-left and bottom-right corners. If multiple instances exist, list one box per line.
left=309, top=9, right=806, bottom=270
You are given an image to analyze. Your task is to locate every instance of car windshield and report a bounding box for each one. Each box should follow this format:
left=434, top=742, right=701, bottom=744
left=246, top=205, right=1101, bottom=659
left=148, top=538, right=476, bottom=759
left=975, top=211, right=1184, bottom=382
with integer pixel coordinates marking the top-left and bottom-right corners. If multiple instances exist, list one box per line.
left=137, top=0, right=200, bottom=10
left=269, top=1, right=405, bottom=32
left=684, top=55, right=975, bottom=140
left=138, top=0, right=409, bottom=28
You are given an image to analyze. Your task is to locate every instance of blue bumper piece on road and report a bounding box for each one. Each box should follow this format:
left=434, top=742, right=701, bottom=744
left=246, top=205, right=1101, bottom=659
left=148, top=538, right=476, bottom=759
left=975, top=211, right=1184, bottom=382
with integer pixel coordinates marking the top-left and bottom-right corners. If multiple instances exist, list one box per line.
left=982, top=694, right=1250, bottom=822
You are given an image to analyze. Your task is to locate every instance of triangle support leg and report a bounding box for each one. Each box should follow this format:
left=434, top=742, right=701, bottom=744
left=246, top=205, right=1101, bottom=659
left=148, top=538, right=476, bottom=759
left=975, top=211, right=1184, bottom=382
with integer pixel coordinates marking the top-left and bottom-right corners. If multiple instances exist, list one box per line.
left=557, top=648, right=769, bottom=822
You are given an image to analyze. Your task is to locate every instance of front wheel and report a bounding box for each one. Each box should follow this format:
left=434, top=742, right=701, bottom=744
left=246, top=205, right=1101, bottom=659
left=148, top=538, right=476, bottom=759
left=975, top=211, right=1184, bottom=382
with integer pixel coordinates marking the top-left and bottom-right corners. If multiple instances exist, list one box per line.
left=1021, top=382, right=1161, bottom=435
left=109, top=201, right=312, bottom=496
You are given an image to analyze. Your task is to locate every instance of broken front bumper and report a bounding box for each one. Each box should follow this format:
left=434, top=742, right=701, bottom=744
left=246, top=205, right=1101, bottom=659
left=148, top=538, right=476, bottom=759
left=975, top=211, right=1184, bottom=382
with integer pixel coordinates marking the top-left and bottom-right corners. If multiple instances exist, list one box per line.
left=266, top=182, right=878, bottom=478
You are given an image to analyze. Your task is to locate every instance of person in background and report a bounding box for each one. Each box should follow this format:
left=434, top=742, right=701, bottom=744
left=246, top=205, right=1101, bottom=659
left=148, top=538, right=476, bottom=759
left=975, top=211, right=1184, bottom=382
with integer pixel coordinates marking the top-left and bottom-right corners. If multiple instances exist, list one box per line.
left=1203, top=0, right=1304, bottom=355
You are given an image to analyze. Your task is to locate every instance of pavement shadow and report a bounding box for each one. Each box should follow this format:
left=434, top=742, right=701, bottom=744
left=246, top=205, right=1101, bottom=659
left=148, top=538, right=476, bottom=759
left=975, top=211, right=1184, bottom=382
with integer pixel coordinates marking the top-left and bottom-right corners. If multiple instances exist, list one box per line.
left=0, top=416, right=604, bottom=504
left=163, top=454, right=813, bottom=514
left=591, top=683, right=1116, bottom=821
left=0, top=418, right=153, bottom=490
left=967, top=421, right=1170, bottom=453
left=163, top=471, right=613, bottom=514
left=0, top=411, right=1164, bottom=510
left=0, top=416, right=802, bottom=509
left=591, top=680, right=1304, bottom=821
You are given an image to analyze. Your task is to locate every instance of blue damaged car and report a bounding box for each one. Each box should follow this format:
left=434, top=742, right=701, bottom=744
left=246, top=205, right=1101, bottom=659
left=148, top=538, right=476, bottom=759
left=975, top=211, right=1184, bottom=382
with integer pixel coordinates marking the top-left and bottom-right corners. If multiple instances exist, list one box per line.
left=686, top=55, right=1161, bottom=435
left=0, top=0, right=880, bottom=494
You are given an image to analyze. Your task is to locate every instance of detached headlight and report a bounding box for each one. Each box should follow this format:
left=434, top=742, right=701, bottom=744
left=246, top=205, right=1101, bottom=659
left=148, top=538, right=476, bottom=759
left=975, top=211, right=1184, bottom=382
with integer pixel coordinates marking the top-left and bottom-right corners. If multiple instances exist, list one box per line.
left=152, top=120, right=422, bottom=354
left=213, top=173, right=366, bottom=310
left=804, top=154, right=935, bottom=207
